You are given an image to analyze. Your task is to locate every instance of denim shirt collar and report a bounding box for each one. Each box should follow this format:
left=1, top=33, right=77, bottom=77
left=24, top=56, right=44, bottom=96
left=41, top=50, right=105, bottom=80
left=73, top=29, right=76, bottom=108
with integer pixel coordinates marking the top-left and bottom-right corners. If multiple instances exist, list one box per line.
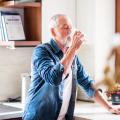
left=50, top=38, right=62, bottom=54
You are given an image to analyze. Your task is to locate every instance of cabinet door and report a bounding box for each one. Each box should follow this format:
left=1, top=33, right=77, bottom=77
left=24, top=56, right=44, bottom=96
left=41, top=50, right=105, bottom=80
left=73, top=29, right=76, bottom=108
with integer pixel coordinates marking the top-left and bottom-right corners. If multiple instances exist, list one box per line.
left=42, top=0, right=76, bottom=43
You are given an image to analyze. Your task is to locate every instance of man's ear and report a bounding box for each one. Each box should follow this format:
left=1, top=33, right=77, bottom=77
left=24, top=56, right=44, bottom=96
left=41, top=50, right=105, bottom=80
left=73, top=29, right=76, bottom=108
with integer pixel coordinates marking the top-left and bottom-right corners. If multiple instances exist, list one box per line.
left=51, top=28, right=56, bottom=37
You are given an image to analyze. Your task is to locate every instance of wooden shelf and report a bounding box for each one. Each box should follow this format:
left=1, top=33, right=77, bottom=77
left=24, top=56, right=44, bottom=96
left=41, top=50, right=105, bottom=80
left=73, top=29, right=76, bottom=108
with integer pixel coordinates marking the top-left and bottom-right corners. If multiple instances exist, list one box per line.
left=12, top=2, right=41, bottom=8
left=0, top=41, right=41, bottom=47
left=0, top=1, right=41, bottom=48
left=15, top=41, right=41, bottom=47
left=0, top=1, right=41, bottom=8
left=0, top=1, right=14, bottom=7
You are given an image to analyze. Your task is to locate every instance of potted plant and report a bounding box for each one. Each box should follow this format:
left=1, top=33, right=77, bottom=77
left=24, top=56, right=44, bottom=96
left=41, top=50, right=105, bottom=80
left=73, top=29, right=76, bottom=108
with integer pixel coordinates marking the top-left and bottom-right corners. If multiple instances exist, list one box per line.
left=98, top=65, right=120, bottom=105
left=106, top=83, right=120, bottom=105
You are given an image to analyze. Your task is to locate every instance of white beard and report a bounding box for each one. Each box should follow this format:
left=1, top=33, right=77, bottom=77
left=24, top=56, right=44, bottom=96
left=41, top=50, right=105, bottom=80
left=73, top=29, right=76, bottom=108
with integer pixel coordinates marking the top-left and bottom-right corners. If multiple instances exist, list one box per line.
left=61, top=36, right=72, bottom=48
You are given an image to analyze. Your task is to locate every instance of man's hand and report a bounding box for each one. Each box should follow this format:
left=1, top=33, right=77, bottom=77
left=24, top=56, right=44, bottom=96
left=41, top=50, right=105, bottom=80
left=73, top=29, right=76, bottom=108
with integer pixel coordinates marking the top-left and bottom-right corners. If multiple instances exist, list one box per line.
left=61, top=31, right=84, bottom=75
left=108, top=107, right=120, bottom=115
left=70, top=31, right=84, bottom=51
left=94, top=89, right=120, bottom=115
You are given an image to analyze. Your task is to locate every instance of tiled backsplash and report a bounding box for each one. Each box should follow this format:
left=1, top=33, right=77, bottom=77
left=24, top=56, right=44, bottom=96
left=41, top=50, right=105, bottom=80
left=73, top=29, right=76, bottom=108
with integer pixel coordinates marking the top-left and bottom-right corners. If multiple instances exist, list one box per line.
left=0, top=47, right=33, bottom=101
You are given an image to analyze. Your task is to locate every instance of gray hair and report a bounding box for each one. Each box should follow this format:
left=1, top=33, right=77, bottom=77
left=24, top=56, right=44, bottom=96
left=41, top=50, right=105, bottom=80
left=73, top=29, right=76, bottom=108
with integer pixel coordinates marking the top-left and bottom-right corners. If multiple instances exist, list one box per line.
left=49, top=14, right=67, bottom=30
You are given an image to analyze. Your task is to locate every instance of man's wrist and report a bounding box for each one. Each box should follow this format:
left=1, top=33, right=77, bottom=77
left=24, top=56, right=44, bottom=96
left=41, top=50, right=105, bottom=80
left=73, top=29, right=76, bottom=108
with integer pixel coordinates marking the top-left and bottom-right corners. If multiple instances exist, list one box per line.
left=69, top=46, right=76, bottom=53
left=107, top=105, right=113, bottom=111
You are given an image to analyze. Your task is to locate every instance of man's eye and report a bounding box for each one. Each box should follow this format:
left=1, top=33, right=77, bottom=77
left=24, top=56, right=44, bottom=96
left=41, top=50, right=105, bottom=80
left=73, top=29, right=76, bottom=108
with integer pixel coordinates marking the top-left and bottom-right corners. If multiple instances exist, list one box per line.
left=63, top=26, right=71, bottom=29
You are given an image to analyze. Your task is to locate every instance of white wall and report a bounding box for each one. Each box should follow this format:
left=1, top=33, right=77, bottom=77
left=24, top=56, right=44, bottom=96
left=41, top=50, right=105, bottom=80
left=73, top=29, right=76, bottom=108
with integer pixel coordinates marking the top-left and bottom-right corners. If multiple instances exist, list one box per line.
left=0, top=47, right=33, bottom=101
left=42, top=0, right=76, bottom=43
left=77, top=44, right=95, bottom=79
left=95, top=0, right=115, bottom=80
left=76, top=0, right=115, bottom=81
left=76, top=0, right=96, bottom=44
left=0, top=8, right=33, bottom=101
left=76, top=0, right=96, bottom=79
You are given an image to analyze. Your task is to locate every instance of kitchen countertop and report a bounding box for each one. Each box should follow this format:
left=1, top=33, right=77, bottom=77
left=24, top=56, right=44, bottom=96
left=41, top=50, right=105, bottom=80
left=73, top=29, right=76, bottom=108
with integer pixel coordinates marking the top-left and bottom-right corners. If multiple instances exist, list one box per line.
left=0, top=101, right=120, bottom=120
left=0, top=102, right=22, bottom=120
left=74, top=101, right=120, bottom=120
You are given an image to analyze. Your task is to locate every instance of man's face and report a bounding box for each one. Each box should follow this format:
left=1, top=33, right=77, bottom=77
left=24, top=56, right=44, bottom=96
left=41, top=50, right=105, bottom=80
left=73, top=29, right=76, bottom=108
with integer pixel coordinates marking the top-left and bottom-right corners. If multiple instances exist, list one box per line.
left=54, top=16, right=72, bottom=45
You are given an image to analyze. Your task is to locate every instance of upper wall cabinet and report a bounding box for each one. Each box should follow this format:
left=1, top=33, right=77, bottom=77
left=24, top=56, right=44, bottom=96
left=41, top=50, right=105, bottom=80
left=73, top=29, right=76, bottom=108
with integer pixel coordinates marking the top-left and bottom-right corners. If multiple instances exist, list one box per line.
left=0, top=0, right=41, bottom=47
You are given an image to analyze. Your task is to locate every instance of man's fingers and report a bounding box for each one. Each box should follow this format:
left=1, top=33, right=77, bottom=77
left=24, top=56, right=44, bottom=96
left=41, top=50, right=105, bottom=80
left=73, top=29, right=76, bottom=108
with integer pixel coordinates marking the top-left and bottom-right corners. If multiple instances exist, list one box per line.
left=71, top=30, right=85, bottom=50
left=109, top=108, right=120, bottom=115
left=74, top=32, right=84, bottom=41
left=75, top=31, right=83, bottom=37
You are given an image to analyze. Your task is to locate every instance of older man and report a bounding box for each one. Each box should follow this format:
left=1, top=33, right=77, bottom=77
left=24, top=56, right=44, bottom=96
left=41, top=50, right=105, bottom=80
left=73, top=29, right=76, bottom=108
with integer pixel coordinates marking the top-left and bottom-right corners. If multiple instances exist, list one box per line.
left=23, top=14, right=120, bottom=120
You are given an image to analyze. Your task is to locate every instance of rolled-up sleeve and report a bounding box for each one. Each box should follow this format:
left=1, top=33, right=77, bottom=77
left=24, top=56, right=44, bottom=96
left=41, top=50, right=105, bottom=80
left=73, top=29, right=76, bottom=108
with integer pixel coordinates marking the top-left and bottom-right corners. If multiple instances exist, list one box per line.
left=76, top=57, right=95, bottom=97
left=32, top=46, right=64, bottom=86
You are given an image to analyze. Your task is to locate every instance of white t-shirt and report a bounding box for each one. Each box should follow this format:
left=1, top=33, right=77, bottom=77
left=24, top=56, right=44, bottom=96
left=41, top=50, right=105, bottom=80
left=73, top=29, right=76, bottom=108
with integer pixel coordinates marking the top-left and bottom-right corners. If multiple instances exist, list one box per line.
left=57, top=70, right=72, bottom=120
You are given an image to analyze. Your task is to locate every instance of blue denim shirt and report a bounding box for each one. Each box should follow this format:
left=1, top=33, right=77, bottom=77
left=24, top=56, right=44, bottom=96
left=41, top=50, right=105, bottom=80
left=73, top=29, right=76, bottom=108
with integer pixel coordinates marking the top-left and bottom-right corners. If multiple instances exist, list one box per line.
left=23, top=39, right=95, bottom=120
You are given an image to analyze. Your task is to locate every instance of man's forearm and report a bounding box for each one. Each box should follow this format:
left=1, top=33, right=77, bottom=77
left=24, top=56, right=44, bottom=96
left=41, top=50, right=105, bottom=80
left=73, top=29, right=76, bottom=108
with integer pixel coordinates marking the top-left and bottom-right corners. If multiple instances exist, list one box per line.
left=94, top=90, right=112, bottom=111
left=61, top=46, right=76, bottom=75
left=60, top=31, right=84, bottom=75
